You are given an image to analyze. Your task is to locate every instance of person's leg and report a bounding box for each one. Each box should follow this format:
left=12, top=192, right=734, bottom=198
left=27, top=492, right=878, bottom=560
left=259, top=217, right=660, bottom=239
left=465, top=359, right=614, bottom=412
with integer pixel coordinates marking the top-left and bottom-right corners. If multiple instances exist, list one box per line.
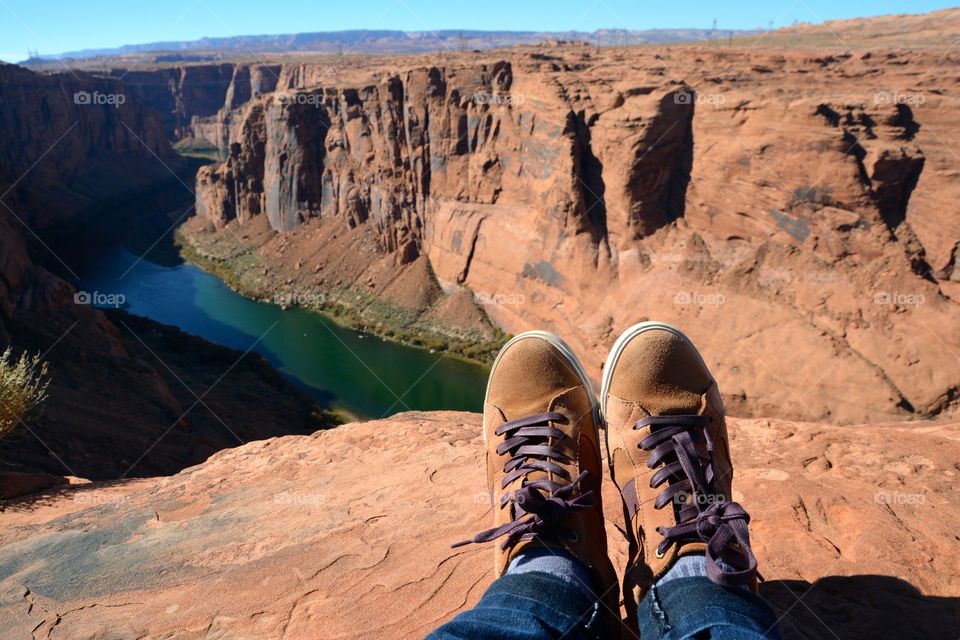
left=427, top=549, right=608, bottom=640
left=601, top=322, right=782, bottom=638
left=426, top=332, right=620, bottom=639
left=637, top=557, right=781, bottom=639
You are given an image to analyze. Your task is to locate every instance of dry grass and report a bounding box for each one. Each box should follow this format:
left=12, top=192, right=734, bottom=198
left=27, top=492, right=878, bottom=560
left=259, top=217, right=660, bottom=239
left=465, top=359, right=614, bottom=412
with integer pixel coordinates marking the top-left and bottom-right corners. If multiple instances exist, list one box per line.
left=0, top=348, right=50, bottom=439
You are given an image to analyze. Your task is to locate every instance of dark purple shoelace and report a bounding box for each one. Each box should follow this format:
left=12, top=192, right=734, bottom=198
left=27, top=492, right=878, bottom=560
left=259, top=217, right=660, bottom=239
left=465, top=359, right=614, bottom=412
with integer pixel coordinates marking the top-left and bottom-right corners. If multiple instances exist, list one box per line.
left=636, top=414, right=758, bottom=588
left=453, top=411, right=595, bottom=551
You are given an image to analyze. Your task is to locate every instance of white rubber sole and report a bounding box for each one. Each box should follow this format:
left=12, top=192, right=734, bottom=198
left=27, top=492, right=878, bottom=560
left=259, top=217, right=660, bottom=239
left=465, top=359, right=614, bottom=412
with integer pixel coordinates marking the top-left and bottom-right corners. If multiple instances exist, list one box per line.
left=482, top=330, right=598, bottom=444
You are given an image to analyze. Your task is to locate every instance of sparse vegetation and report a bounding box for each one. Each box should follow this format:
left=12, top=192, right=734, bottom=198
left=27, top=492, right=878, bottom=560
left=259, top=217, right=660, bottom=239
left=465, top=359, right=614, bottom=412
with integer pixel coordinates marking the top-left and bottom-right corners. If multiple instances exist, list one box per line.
left=172, top=138, right=226, bottom=162
left=0, top=348, right=50, bottom=439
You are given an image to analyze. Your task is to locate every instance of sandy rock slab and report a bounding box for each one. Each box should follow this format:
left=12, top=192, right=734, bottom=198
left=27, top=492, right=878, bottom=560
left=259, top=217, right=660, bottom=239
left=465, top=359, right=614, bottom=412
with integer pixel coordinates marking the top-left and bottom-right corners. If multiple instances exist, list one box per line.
left=1, top=412, right=958, bottom=639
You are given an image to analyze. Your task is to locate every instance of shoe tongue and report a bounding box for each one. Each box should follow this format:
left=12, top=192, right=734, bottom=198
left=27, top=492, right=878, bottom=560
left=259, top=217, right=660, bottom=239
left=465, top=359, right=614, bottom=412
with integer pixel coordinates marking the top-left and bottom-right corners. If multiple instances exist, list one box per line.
left=509, top=397, right=555, bottom=421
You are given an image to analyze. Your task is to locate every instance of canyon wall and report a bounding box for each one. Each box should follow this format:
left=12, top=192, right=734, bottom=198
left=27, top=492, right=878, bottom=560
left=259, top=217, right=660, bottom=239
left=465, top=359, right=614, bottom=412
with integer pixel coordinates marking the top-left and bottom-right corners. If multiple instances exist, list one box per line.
left=0, top=62, right=174, bottom=331
left=185, top=46, right=960, bottom=424
left=111, top=63, right=282, bottom=145
left=0, top=63, right=173, bottom=230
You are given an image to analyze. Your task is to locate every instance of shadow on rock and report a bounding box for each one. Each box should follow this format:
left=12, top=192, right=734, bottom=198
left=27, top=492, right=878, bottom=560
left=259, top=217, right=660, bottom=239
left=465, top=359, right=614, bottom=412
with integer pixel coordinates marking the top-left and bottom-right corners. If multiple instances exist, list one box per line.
left=762, top=575, right=959, bottom=640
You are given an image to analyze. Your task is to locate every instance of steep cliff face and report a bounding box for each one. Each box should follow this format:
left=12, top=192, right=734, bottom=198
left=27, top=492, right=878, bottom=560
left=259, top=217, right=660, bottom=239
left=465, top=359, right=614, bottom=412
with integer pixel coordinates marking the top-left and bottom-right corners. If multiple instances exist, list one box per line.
left=194, top=60, right=697, bottom=256
left=0, top=62, right=175, bottom=318
left=0, top=63, right=174, bottom=231
left=0, top=212, right=29, bottom=345
left=184, top=46, right=960, bottom=425
left=111, top=63, right=281, bottom=145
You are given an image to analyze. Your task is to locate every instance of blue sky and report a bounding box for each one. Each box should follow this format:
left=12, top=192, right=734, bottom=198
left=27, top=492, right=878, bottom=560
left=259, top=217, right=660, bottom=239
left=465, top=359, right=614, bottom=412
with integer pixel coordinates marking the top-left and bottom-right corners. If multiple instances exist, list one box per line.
left=1, top=0, right=956, bottom=62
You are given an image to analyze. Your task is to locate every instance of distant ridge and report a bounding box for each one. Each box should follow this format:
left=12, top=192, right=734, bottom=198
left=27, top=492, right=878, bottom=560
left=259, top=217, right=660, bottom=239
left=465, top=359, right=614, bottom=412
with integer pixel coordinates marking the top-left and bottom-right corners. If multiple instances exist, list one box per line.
left=25, top=27, right=762, bottom=62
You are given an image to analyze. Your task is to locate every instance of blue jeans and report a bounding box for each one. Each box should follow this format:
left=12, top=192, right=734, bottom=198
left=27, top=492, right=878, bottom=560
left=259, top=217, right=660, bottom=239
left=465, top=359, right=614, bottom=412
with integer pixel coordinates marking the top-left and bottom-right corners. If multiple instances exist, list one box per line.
left=427, top=572, right=782, bottom=639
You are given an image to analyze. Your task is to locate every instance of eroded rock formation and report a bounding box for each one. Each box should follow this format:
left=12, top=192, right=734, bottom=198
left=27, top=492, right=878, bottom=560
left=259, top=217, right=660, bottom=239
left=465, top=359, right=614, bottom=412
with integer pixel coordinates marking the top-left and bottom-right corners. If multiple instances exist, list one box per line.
left=111, top=63, right=281, bottom=143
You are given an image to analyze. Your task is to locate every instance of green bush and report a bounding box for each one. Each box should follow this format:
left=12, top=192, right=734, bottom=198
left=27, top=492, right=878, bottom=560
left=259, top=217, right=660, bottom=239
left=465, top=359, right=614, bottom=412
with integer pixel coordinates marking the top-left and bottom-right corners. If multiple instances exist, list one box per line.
left=0, top=349, right=50, bottom=439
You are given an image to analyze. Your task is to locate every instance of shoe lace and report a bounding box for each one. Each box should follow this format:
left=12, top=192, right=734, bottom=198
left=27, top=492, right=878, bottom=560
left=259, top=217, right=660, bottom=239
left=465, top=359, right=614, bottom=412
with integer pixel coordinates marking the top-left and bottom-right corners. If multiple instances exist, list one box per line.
left=636, top=414, right=758, bottom=588
left=453, top=411, right=595, bottom=550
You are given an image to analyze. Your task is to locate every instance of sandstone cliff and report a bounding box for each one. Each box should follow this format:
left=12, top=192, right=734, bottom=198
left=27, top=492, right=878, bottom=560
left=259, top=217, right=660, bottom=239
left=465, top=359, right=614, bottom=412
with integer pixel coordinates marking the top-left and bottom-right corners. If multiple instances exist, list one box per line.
left=0, top=63, right=174, bottom=231
left=2, top=411, right=957, bottom=639
left=181, top=44, right=960, bottom=424
left=0, top=62, right=174, bottom=340
left=112, top=63, right=282, bottom=145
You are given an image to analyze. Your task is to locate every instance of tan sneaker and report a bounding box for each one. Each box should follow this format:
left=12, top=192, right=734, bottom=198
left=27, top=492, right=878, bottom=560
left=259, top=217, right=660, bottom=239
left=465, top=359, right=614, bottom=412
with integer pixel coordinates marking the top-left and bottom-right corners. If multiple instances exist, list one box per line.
left=600, top=322, right=758, bottom=621
left=455, top=331, right=620, bottom=632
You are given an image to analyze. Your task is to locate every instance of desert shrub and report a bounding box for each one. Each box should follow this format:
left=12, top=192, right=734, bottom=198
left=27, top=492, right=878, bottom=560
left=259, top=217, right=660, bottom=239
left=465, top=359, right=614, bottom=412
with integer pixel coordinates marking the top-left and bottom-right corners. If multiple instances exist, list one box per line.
left=0, top=348, right=50, bottom=439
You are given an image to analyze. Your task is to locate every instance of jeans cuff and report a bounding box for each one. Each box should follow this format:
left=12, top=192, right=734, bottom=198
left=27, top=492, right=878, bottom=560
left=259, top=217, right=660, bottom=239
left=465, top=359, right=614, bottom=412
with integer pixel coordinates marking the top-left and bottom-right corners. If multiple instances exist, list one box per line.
left=484, top=572, right=608, bottom=639
left=639, top=576, right=782, bottom=640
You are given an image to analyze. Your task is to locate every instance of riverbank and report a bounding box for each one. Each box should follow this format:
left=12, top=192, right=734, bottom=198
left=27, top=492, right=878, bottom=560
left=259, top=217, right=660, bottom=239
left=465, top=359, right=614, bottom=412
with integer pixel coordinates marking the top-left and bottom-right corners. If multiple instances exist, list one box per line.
left=175, top=215, right=508, bottom=365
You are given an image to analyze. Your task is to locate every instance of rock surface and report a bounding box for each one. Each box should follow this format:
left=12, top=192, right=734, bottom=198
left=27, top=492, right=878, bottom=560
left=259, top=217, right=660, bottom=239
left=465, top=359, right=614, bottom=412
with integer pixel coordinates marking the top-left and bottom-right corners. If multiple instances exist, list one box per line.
left=771, top=7, right=960, bottom=48
left=1, top=411, right=958, bottom=639
left=175, top=32, right=960, bottom=425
